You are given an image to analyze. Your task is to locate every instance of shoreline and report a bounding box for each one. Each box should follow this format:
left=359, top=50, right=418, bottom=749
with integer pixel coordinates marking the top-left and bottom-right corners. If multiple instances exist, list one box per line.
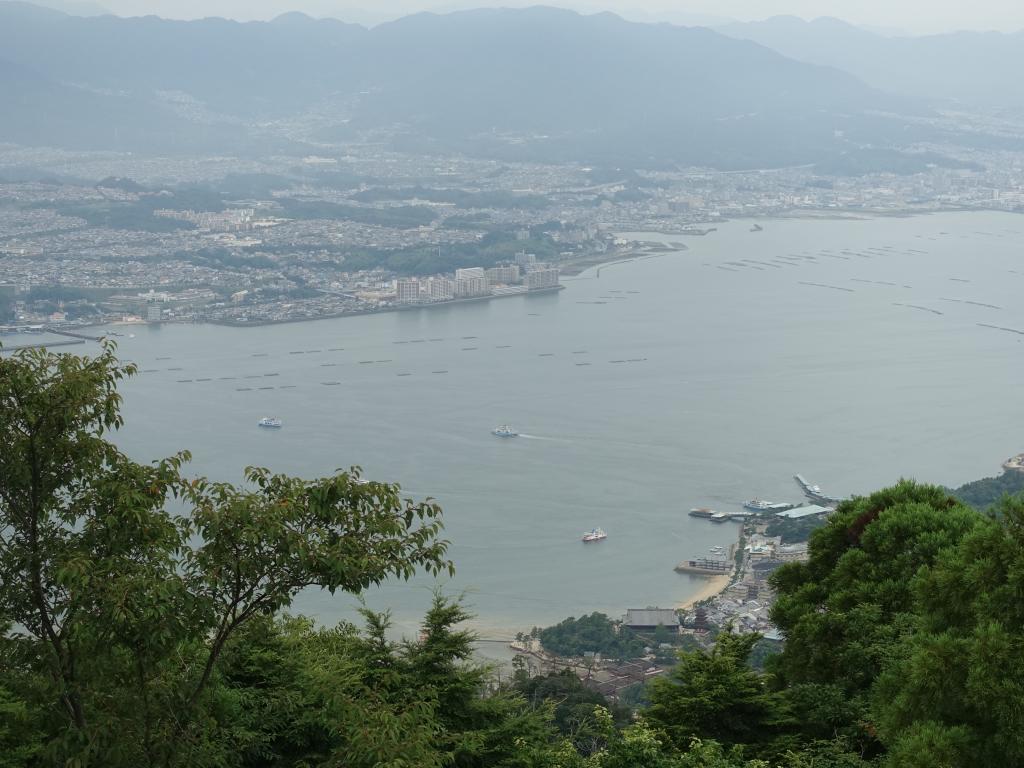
left=676, top=574, right=730, bottom=611
left=11, top=204, right=1024, bottom=333
left=205, top=284, right=566, bottom=328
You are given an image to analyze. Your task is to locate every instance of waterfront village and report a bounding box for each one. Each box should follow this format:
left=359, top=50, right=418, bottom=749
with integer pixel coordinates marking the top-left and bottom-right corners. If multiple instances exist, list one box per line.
left=505, top=484, right=831, bottom=701
left=500, top=455, right=1024, bottom=699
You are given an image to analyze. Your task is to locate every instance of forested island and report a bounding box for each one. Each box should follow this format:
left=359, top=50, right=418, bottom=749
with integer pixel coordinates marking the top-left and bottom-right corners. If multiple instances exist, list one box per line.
left=2, top=343, right=1024, bottom=767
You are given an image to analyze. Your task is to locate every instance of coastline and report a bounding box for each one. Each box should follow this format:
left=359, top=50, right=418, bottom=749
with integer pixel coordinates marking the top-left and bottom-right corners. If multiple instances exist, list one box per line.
left=206, top=284, right=566, bottom=328
left=23, top=205, right=1021, bottom=336
left=676, top=575, right=730, bottom=611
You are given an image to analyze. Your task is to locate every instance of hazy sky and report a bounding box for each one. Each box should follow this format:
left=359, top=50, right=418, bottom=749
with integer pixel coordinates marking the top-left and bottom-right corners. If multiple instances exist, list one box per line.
left=93, top=0, right=1024, bottom=34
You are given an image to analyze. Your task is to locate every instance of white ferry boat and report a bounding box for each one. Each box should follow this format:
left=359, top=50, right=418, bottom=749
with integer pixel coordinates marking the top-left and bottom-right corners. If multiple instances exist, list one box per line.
left=492, top=425, right=519, bottom=438
left=258, top=417, right=282, bottom=428
left=582, top=528, right=607, bottom=543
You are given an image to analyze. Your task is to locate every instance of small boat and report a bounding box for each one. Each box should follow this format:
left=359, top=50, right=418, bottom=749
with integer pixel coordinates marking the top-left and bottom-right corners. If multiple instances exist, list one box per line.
left=582, top=528, right=607, bottom=543
left=710, top=513, right=731, bottom=523
left=492, top=425, right=519, bottom=438
left=257, top=417, right=282, bottom=429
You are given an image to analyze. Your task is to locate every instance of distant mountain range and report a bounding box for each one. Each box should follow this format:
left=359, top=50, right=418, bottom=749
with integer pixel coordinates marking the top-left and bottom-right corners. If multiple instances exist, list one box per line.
left=24, top=0, right=105, bottom=15
left=717, top=15, right=1024, bottom=114
left=0, top=1, right=1003, bottom=168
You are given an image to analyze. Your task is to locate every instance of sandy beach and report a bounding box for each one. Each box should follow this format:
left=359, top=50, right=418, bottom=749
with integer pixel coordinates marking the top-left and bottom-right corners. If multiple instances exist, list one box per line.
left=676, top=574, right=730, bottom=610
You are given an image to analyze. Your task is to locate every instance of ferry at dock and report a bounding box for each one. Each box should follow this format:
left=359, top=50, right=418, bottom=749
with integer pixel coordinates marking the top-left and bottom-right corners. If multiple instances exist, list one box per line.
left=582, top=528, right=607, bottom=542
left=743, top=499, right=797, bottom=513
left=258, top=417, right=282, bottom=428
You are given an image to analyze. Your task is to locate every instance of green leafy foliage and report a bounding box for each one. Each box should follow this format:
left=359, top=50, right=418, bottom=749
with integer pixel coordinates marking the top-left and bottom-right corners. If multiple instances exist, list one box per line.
left=0, top=343, right=452, bottom=767
left=762, top=515, right=828, bottom=544
left=949, top=469, right=1024, bottom=511
left=0, top=682, right=44, bottom=767
left=769, top=480, right=984, bottom=757
left=769, top=482, right=981, bottom=694
left=538, top=614, right=646, bottom=660
left=200, top=594, right=561, bottom=768
left=646, top=630, right=791, bottom=757
left=871, top=495, right=1024, bottom=767
left=512, top=669, right=631, bottom=756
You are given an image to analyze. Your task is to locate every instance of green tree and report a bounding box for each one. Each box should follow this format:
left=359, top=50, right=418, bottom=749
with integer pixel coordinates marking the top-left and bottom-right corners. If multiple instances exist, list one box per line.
left=513, top=668, right=628, bottom=755
left=574, top=708, right=772, bottom=768
left=0, top=343, right=452, bottom=767
left=872, top=496, right=1024, bottom=767
left=403, top=594, right=559, bottom=768
left=653, top=623, right=673, bottom=646
left=0, top=681, right=44, bottom=767
left=645, top=630, right=791, bottom=756
left=538, top=614, right=646, bottom=660
left=950, top=469, right=1024, bottom=511
left=143, top=593, right=562, bottom=768
left=768, top=481, right=981, bottom=753
left=211, top=611, right=449, bottom=768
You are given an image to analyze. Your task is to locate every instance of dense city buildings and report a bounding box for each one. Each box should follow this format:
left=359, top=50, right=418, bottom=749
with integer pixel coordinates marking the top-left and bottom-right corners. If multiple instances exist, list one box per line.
left=3, top=134, right=1024, bottom=328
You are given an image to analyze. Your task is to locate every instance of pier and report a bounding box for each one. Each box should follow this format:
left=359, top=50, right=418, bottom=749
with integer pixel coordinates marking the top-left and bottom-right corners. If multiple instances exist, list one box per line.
left=1, top=339, right=86, bottom=352
left=44, top=328, right=104, bottom=342
left=675, top=558, right=733, bottom=576
left=794, top=474, right=846, bottom=505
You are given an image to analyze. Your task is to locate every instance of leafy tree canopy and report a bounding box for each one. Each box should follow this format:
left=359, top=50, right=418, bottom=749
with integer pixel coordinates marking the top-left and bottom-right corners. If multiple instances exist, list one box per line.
left=872, top=496, right=1024, bottom=767
left=0, top=342, right=451, bottom=767
left=538, top=613, right=646, bottom=660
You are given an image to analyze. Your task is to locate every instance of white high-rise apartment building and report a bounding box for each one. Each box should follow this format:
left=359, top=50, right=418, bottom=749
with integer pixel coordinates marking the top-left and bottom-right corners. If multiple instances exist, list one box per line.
left=524, top=267, right=559, bottom=290
left=485, top=265, right=520, bottom=285
left=425, top=277, right=454, bottom=300
left=455, top=276, right=488, bottom=298
left=396, top=278, right=421, bottom=303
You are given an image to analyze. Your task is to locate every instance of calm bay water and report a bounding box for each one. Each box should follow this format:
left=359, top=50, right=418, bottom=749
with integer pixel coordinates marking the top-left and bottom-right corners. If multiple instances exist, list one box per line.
left=22, top=211, right=1024, bottom=636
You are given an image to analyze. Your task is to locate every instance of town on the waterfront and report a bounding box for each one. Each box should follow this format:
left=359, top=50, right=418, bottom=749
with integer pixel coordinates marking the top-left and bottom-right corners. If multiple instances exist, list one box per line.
left=4, top=130, right=1024, bottom=332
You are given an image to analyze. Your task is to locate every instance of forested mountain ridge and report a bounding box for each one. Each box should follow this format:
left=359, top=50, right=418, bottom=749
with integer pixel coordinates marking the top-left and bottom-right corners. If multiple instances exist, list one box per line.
left=0, top=2, right=919, bottom=166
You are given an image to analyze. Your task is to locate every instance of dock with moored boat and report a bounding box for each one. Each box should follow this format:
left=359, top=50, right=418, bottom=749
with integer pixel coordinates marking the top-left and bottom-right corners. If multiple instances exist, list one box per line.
left=794, top=474, right=847, bottom=506
left=688, top=507, right=738, bottom=524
